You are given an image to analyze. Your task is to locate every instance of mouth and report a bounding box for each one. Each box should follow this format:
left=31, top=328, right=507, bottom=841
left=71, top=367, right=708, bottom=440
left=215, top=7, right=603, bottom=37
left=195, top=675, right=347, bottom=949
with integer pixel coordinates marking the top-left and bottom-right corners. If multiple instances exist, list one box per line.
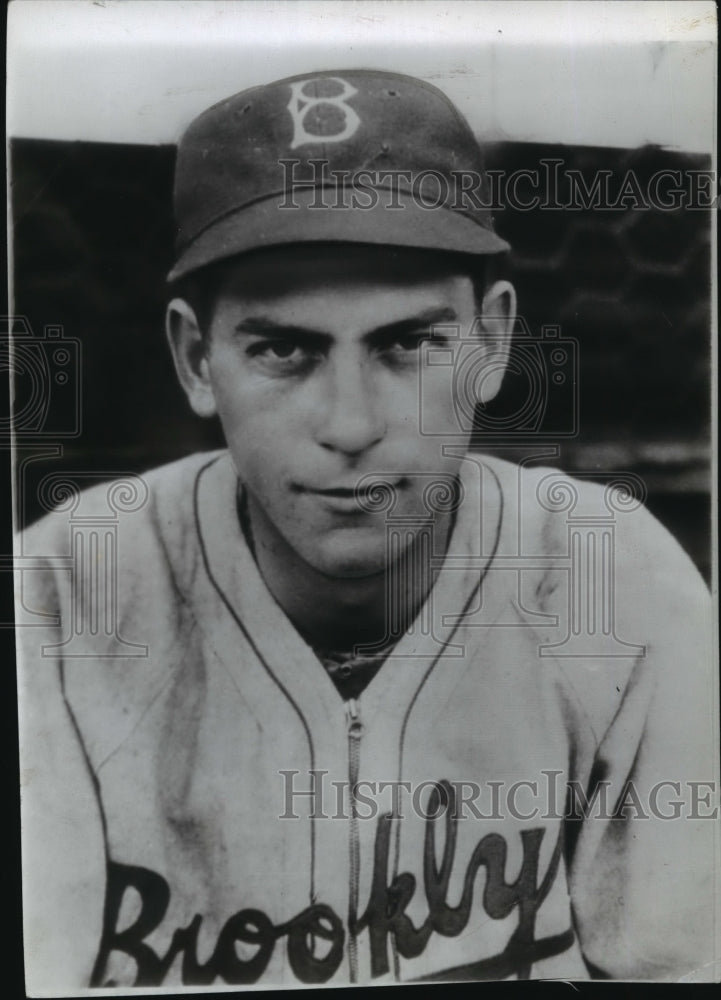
left=315, top=487, right=371, bottom=499
left=295, top=478, right=405, bottom=512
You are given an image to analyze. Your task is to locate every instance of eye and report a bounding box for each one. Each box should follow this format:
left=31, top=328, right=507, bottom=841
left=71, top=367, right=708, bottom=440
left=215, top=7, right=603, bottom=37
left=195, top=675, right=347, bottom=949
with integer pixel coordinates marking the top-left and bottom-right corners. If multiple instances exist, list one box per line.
left=379, top=330, right=434, bottom=366
left=393, top=332, right=429, bottom=352
left=263, top=341, right=297, bottom=359
left=384, top=331, right=432, bottom=353
left=246, top=338, right=318, bottom=374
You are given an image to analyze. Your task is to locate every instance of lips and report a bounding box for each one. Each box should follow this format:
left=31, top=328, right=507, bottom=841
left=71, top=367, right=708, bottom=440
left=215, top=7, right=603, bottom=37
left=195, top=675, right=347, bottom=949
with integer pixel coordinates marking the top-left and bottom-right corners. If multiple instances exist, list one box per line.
left=296, top=478, right=404, bottom=496
left=314, top=487, right=363, bottom=498
left=294, top=478, right=405, bottom=513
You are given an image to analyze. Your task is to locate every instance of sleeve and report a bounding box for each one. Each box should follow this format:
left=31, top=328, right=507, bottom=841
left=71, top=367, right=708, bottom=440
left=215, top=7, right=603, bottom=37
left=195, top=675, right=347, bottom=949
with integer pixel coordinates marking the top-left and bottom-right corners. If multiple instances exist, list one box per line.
left=16, top=523, right=107, bottom=994
left=566, top=501, right=720, bottom=981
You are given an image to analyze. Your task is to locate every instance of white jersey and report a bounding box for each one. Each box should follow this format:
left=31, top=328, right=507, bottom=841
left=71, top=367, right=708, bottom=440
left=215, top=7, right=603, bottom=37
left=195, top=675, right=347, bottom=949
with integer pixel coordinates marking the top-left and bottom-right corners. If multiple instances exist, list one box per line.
left=16, top=451, right=719, bottom=990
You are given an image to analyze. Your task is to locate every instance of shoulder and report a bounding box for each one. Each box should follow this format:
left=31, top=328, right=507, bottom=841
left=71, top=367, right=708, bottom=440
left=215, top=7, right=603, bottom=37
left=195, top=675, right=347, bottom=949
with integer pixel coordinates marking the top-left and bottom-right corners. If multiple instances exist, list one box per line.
left=16, top=450, right=231, bottom=635
left=477, top=452, right=706, bottom=592
left=475, top=453, right=711, bottom=738
left=19, top=449, right=228, bottom=558
left=16, top=451, right=230, bottom=768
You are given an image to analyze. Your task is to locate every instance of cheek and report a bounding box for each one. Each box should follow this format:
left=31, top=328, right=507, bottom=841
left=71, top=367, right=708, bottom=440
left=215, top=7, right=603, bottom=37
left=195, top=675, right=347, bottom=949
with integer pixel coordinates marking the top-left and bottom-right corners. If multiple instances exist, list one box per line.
left=412, top=367, right=460, bottom=440
left=208, top=361, right=288, bottom=438
left=220, top=406, right=288, bottom=470
left=209, top=381, right=315, bottom=498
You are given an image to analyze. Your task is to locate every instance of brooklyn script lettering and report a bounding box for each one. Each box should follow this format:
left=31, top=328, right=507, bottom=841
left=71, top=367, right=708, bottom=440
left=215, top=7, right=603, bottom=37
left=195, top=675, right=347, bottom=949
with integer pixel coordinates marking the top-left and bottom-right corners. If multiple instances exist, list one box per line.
left=91, top=782, right=573, bottom=986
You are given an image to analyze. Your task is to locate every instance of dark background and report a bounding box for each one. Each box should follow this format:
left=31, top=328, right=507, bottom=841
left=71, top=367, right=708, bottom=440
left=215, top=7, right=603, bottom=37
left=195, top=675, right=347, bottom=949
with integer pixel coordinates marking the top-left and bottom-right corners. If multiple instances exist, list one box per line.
left=9, top=139, right=712, bottom=581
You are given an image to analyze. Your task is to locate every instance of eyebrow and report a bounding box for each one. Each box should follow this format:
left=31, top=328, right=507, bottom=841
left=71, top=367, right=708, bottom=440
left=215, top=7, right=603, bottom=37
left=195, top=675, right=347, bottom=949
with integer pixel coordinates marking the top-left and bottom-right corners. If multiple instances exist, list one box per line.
left=233, top=307, right=458, bottom=345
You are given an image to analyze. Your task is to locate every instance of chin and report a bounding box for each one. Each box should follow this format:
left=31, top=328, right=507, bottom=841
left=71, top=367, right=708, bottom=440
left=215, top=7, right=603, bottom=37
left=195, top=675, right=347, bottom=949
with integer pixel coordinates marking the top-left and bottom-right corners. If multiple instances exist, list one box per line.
left=310, top=534, right=390, bottom=580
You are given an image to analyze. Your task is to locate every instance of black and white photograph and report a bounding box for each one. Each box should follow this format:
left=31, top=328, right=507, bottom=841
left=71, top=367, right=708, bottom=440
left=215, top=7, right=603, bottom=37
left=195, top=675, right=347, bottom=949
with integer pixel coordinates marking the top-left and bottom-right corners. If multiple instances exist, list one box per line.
left=7, top=0, right=719, bottom=992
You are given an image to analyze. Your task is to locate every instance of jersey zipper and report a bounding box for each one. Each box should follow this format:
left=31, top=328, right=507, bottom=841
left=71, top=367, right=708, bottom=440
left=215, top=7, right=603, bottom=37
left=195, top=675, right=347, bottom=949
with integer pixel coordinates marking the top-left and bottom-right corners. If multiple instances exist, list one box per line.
left=345, top=696, right=363, bottom=983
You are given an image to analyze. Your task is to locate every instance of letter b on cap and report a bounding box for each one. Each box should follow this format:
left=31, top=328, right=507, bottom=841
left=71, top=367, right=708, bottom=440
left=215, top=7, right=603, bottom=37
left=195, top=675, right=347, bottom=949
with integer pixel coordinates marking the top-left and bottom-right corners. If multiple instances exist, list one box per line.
left=287, top=77, right=361, bottom=150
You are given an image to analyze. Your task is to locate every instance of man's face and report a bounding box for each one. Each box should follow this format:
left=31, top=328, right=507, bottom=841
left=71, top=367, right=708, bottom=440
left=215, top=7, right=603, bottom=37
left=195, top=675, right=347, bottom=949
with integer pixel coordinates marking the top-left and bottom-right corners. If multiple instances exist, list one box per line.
left=176, top=246, right=502, bottom=579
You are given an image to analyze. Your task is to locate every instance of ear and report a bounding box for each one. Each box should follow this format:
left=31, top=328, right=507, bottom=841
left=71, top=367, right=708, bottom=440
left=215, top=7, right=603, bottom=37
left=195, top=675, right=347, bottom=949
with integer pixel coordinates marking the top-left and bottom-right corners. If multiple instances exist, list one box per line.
left=476, top=279, right=517, bottom=404
left=165, top=298, right=218, bottom=418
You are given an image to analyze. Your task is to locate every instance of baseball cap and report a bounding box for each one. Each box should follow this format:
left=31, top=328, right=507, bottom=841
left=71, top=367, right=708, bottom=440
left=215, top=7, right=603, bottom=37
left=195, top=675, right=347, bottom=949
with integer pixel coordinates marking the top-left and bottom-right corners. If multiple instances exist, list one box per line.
left=168, top=69, right=510, bottom=282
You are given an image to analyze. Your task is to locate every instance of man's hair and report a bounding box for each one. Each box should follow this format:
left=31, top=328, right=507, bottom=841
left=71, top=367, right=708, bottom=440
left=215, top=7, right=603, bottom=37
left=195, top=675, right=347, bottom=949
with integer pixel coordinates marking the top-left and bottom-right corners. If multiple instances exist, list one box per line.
left=168, top=244, right=505, bottom=339
left=168, top=257, right=234, bottom=338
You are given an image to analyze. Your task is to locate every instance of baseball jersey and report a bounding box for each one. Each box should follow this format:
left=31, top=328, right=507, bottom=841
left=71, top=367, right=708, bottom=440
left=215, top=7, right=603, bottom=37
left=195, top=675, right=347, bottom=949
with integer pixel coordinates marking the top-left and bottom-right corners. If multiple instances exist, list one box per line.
left=16, top=450, right=719, bottom=990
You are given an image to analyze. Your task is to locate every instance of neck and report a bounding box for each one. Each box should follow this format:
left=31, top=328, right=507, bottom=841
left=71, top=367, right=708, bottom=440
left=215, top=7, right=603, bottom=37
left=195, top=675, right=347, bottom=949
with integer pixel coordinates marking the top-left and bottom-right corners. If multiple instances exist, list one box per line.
left=242, top=493, right=453, bottom=652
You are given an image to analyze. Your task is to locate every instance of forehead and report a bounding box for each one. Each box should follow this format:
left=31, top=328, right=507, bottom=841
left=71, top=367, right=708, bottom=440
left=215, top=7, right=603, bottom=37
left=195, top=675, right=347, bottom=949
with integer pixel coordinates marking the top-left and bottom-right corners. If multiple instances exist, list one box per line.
left=210, top=245, right=477, bottom=322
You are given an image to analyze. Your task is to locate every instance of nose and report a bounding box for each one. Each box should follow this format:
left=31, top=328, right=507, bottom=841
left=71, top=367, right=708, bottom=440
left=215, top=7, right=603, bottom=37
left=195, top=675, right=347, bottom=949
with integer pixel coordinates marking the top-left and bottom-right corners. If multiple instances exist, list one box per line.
left=314, top=352, right=386, bottom=456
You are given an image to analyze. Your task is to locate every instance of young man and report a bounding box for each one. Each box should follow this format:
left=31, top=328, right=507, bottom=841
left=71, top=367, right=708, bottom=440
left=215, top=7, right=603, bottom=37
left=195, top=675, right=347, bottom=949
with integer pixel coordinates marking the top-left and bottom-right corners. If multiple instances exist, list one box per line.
left=17, top=70, right=718, bottom=990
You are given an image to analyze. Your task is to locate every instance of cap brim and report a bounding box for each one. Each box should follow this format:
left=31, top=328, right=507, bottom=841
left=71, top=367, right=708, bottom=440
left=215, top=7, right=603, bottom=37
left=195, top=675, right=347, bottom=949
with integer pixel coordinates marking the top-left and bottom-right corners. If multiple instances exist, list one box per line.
left=167, top=188, right=510, bottom=282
